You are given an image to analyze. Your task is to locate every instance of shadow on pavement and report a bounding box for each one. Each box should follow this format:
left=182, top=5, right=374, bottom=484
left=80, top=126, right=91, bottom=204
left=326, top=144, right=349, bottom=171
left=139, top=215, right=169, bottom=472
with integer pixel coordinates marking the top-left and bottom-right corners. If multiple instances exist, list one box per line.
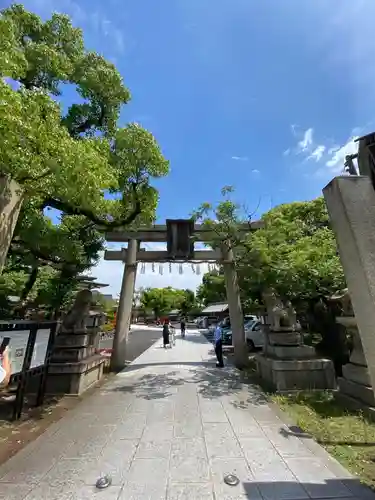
left=110, top=362, right=268, bottom=407
left=239, top=478, right=375, bottom=500
left=180, top=334, right=211, bottom=345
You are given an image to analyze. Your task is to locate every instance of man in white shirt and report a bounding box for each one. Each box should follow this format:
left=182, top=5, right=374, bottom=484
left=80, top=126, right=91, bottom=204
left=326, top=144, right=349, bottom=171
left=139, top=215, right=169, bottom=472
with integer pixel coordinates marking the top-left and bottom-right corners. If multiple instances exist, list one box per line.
left=214, top=325, right=224, bottom=368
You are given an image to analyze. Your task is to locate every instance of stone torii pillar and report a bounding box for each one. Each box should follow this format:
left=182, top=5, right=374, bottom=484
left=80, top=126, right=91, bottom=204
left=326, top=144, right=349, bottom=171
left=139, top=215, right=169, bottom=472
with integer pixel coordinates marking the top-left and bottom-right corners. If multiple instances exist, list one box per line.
left=110, top=239, right=138, bottom=372
left=221, top=242, right=248, bottom=368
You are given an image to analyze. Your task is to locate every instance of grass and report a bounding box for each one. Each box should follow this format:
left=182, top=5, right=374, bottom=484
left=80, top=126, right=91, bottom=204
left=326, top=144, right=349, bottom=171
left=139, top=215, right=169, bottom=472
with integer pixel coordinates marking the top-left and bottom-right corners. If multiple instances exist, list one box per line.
left=272, top=391, right=375, bottom=488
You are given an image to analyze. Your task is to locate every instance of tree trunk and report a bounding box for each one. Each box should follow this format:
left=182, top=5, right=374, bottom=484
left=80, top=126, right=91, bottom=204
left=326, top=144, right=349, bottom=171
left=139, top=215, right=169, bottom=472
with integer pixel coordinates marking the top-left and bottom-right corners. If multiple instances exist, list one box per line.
left=20, top=265, right=39, bottom=302
left=13, top=265, right=40, bottom=319
left=0, top=176, right=24, bottom=274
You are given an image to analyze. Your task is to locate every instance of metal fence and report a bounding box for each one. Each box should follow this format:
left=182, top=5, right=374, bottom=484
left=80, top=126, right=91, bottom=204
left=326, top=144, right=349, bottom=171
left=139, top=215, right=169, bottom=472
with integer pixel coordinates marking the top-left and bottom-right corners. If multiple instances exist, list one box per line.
left=0, top=321, right=58, bottom=420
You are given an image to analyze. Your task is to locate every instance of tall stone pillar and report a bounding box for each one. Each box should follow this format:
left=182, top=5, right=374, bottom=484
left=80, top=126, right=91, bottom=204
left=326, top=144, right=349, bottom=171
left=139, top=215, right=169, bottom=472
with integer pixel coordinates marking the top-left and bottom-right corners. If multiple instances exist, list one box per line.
left=221, top=243, right=248, bottom=368
left=110, top=239, right=138, bottom=372
left=323, top=176, right=375, bottom=398
left=0, top=176, right=23, bottom=274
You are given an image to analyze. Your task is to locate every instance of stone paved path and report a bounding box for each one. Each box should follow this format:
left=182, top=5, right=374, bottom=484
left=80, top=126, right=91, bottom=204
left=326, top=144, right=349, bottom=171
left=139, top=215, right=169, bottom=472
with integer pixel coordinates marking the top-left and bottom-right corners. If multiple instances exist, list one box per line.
left=0, top=330, right=374, bottom=500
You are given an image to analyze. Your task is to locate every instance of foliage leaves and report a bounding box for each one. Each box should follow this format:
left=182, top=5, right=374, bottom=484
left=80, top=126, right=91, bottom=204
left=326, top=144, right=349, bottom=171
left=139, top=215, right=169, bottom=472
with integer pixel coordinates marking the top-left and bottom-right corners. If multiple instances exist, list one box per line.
left=0, top=3, right=169, bottom=230
left=195, top=189, right=345, bottom=310
left=139, top=287, right=197, bottom=318
left=0, top=4, right=170, bottom=314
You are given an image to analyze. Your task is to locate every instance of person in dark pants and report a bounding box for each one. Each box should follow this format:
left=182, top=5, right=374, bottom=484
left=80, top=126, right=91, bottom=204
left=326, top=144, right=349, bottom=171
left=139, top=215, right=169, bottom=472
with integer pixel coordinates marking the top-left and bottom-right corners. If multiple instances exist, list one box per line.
left=214, top=324, right=224, bottom=368
left=163, top=319, right=171, bottom=348
left=180, top=318, right=186, bottom=338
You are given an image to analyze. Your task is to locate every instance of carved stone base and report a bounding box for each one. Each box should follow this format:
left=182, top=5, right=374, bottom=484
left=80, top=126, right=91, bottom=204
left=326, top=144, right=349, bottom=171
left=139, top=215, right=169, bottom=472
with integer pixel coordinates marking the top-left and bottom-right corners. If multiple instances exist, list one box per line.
left=46, top=329, right=105, bottom=396
left=267, top=331, right=302, bottom=346
left=256, top=354, right=336, bottom=392
left=264, top=345, right=315, bottom=360
left=51, top=346, right=97, bottom=363
left=46, top=355, right=104, bottom=395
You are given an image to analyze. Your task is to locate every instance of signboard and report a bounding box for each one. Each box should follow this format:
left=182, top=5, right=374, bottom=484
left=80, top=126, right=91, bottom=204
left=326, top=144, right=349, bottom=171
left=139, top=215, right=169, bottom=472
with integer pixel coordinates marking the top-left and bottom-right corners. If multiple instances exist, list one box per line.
left=0, top=329, right=50, bottom=374
left=166, top=219, right=194, bottom=260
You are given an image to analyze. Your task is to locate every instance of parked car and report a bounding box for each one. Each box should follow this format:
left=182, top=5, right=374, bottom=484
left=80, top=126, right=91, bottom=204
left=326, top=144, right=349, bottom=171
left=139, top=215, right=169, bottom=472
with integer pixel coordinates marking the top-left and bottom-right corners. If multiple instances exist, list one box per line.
left=245, top=320, right=264, bottom=350
left=223, top=320, right=264, bottom=350
left=220, top=314, right=258, bottom=330
left=196, top=316, right=207, bottom=328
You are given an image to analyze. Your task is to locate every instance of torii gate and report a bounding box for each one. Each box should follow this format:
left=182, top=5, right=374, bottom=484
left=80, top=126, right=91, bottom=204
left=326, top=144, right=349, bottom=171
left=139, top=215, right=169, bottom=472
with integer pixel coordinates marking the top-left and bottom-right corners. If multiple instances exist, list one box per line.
left=105, top=219, right=261, bottom=370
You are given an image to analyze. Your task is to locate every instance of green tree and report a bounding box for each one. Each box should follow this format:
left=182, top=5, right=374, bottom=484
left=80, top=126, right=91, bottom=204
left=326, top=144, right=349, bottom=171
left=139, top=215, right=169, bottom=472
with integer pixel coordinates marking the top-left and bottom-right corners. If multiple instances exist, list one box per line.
left=140, top=288, right=170, bottom=319
left=179, top=289, right=198, bottom=315
left=0, top=4, right=169, bottom=273
left=196, top=270, right=226, bottom=306
left=193, top=186, right=251, bottom=368
left=239, top=198, right=345, bottom=306
left=139, top=287, right=188, bottom=319
left=3, top=202, right=104, bottom=313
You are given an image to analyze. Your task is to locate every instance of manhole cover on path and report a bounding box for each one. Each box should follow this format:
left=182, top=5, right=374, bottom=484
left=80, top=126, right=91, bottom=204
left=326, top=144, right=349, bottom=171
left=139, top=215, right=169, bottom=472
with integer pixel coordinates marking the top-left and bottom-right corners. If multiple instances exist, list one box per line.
left=96, top=475, right=112, bottom=489
left=224, top=474, right=240, bottom=486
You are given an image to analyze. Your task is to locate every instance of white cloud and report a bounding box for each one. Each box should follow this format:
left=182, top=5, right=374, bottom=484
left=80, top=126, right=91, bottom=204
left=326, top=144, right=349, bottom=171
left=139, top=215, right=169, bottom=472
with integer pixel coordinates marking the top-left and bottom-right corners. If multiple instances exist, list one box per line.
left=285, top=124, right=362, bottom=173
left=251, top=169, right=260, bottom=175
left=288, top=126, right=327, bottom=163
left=325, top=136, right=358, bottom=172
left=328, top=146, right=339, bottom=155
left=231, top=156, right=248, bottom=161
left=307, top=145, right=326, bottom=162
left=298, top=128, right=314, bottom=153
left=290, top=124, right=298, bottom=136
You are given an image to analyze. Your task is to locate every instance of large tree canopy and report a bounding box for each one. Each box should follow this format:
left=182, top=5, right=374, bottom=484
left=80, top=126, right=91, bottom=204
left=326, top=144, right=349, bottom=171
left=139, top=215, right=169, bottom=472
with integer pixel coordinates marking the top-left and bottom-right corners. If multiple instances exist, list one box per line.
left=139, top=287, right=197, bottom=318
left=0, top=4, right=170, bottom=314
left=196, top=270, right=226, bottom=307
left=0, top=4, right=169, bottom=229
left=239, top=197, right=345, bottom=303
left=195, top=190, right=345, bottom=310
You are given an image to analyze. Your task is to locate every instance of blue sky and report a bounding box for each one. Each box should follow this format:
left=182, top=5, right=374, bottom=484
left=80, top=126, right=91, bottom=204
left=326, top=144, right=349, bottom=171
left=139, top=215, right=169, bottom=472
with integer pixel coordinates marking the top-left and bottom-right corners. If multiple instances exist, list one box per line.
left=7, top=0, right=375, bottom=295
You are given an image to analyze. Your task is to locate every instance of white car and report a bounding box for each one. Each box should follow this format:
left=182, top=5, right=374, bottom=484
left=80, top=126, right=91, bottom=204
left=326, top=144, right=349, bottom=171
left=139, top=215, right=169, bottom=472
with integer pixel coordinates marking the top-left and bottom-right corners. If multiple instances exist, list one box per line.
left=223, top=320, right=264, bottom=350
left=245, top=320, right=264, bottom=350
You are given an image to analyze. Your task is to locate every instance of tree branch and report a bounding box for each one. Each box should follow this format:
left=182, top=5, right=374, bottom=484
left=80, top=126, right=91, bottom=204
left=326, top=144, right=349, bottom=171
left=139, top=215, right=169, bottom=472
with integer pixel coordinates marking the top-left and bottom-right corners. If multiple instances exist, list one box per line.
left=41, top=182, right=141, bottom=229
left=10, top=243, right=63, bottom=267
left=18, top=168, right=53, bottom=183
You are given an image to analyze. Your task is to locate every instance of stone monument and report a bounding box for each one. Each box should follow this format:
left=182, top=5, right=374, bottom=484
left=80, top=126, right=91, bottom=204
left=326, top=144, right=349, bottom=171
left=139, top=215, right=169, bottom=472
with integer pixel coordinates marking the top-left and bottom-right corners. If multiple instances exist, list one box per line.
left=256, top=289, right=336, bottom=391
left=46, top=290, right=105, bottom=395
left=332, top=289, right=375, bottom=412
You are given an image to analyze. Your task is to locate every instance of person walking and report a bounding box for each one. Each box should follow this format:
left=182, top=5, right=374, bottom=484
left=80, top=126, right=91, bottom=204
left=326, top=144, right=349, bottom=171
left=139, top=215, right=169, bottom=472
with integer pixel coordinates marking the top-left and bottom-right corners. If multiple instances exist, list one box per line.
left=163, top=319, right=171, bottom=349
left=214, top=324, right=224, bottom=368
left=180, top=317, right=186, bottom=338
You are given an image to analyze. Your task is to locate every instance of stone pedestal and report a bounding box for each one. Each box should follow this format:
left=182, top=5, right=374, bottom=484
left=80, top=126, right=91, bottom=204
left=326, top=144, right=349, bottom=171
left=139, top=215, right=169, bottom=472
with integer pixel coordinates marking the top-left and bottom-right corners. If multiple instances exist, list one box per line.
left=336, top=316, right=375, bottom=407
left=46, top=329, right=105, bottom=396
left=256, top=327, right=336, bottom=392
